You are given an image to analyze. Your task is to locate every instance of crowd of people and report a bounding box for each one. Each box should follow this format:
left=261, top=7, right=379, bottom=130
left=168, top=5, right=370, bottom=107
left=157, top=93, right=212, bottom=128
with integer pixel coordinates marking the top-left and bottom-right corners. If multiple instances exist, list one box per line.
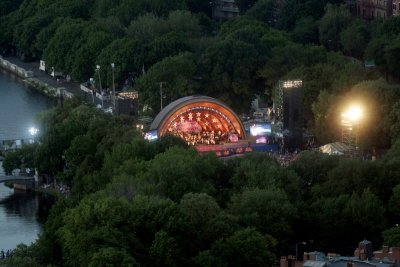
left=41, top=182, right=70, bottom=195
left=276, top=152, right=299, bottom=167
left=172, top=130, right=230, bottom=146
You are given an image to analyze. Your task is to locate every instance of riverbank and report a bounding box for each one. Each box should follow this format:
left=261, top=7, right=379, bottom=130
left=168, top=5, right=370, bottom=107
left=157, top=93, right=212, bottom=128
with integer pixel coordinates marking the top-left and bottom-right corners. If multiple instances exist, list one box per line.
left=0, top=56, right=74, bottom=99
left=0, top=56, right=110, bottom=109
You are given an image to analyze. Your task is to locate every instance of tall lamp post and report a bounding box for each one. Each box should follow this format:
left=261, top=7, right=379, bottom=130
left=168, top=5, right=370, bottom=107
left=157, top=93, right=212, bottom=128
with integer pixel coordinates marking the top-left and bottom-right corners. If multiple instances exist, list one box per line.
left=111, top=63, right=116, bottom=112
left=159, top=81, right=166, bottom=111
left=341, top=105, right=362, bottom=157
left=29, top=127, right=39, bottom=143
left=96, top=65, right=103, bottom=108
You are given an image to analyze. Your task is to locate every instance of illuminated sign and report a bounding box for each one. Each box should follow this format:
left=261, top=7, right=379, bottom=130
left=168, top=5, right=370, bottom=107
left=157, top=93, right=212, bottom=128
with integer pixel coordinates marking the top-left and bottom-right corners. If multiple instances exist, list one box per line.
left=118, top=91, right=138, bottom=99
left=250, top=123, right=272, bottom=136
left=281, top=80, right=302, bottom=88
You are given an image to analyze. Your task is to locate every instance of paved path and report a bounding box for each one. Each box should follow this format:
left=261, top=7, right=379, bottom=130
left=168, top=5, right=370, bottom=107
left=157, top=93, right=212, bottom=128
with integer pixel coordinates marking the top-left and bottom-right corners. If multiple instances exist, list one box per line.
left=0, top=175, right=34, bottom=183
left=2, top=56, right=110, bottom=108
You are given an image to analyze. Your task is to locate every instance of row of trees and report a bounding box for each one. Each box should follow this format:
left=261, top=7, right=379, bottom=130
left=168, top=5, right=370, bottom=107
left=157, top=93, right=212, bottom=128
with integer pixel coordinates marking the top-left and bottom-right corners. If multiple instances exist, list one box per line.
left=3, top=100, right=400, bottom=266
left=2, top=0, right=400, bottom=145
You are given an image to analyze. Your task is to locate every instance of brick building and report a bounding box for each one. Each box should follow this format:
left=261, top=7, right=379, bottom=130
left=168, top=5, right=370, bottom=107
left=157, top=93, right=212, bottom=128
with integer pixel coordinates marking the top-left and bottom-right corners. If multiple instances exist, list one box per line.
left=373, top=246, right=400, bottom=263
left=393, top=0, right=400, bottom=16
left=347, top=0, right=393, bottom=20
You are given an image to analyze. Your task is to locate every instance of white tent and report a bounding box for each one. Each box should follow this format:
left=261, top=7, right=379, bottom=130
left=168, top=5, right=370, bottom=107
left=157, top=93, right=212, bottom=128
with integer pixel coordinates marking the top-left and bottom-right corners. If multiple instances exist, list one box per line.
left=319, top=142, right=351, bottom=155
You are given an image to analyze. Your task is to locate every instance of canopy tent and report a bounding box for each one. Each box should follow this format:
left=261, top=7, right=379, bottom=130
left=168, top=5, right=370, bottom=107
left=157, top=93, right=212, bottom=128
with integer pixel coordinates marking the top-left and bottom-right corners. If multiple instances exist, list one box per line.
left=319, top=142, right=351, bottom=155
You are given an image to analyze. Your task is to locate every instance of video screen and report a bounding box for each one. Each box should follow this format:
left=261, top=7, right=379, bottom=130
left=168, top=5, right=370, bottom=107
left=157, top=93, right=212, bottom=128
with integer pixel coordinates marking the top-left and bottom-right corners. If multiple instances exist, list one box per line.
left=250, top=123, right=272, bottom=137
left=144, top=130, right=158, bottom=141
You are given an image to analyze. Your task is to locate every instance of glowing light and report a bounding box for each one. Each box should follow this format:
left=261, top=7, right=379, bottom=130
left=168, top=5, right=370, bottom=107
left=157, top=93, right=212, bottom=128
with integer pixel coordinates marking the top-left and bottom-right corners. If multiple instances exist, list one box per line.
left=342, top=105, right=363, bottom=122
left=29, top=127, right=39, bottom=136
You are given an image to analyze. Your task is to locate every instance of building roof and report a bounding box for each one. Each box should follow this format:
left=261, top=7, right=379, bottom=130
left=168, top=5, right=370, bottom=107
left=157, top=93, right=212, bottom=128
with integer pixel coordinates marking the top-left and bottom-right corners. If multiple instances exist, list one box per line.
left=304, top=260, right=327, bottom=267
left=149, top=95, right=245, bottom=137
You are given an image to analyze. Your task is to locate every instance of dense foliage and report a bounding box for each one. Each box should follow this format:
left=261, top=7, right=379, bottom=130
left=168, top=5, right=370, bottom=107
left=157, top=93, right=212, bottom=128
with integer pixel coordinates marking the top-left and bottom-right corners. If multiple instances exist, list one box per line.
left=2, top=0, right=400, bottom=266
left=0, top=99, right=400, bottom=266
left=2, top=0, right=400, bottom=147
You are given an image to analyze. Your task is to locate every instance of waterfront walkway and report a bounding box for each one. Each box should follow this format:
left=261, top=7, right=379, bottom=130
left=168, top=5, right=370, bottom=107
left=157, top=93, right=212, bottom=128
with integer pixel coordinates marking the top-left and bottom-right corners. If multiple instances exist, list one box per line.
left=0, top=175, right=34, bottom=183
left=1, top=56, right=109, bottom=108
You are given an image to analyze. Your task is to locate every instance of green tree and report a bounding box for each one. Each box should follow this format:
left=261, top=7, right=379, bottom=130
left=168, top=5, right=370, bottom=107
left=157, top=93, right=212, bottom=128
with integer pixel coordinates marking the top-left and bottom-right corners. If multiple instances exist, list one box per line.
left=126, top=13, right=166, bottom=43
left=179, top=193, right=221, bottom=252
left=209, top=228, right=276, bottom=267
left=135, top=147, right=218, bottom=201
left=245, top=0, right=279, bottom=26
left=95, top=38, right=142, bottom=89
left=70, top=27, right=115, bottom=81
left=230, top=153, right=301, bottom=202
left=229, top=188, right=296, bottom=242
left=43, top=18, right=89, bottom=72
left=136, top=52, right=198, bottom=114
left=59, top=194, right=139, bottom=267
left=344, top=189, right=386, bottom=244
left=383, top=226, right=400, bottom=247
left=149, top=230, right=180, bottom=267
left=89, top=247, right=138, bottom=267
left=290, top=16, right=319, bottom=44
left=384, top=35, right=400, bottom=79
left=340, top=19, right=370, bottom=58
left=0, top=0, right=23, bottom=16
left=318, top=4, right=352, bottom=51
left=0, top=244, right=41, bottom=267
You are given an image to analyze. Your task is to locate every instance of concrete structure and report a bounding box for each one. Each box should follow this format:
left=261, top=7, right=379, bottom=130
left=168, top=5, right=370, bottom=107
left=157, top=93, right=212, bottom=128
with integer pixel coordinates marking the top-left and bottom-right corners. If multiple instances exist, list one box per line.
left=0, top=56, right=74, bottom=99
left=212, top=0, right=240, bottom=21
left=149, top=95, right=246, bottom=144
left=0, top=176, right=35, bottom=191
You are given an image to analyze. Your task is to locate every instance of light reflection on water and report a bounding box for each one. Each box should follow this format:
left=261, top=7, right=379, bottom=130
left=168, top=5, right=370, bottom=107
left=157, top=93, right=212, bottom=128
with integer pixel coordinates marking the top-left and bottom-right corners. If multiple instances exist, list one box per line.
left=0, top=183, right=42, bottom=251
left=0, top=70, right=53, bottom=140
left=0, top=71, right=55, bottom=250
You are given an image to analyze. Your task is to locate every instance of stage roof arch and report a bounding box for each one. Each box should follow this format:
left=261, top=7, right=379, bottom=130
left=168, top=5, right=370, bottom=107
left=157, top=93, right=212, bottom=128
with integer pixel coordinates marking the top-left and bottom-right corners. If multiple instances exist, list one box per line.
left=149, top=95, right=246, bottom=141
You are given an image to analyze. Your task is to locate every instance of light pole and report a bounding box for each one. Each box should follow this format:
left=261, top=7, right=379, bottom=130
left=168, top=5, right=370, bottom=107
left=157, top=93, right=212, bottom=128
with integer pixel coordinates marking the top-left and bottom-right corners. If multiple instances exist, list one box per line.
left=29, top=127, right=39, bottom=143
left=96, top=65, right=103, bottom=108
left=111, top=63, right=116, bottom=112
left=89, top=77, right=94, bottom=104
left=159, top=81, right=166, bottom=111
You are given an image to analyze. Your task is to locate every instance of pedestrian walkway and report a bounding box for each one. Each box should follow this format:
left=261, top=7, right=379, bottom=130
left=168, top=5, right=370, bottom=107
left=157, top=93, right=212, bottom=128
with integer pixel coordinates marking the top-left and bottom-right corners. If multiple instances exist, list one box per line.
left=2, top=56, right=109, bottom=109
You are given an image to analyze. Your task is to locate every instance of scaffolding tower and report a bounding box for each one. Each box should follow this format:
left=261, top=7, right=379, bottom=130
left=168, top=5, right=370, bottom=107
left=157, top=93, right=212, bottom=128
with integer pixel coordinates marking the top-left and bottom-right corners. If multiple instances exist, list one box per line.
left=341, top=117, right=358, bottom=157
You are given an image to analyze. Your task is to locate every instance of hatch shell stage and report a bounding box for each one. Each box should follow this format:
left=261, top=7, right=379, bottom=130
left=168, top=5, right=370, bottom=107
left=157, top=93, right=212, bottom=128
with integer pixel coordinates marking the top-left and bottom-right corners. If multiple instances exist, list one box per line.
left=149, top=96, right=246, bottom=147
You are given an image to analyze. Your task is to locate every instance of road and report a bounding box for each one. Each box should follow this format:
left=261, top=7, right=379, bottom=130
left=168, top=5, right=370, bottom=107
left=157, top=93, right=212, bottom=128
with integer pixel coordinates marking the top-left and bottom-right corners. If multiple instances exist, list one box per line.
left=2, top=56, right=110, bottom=109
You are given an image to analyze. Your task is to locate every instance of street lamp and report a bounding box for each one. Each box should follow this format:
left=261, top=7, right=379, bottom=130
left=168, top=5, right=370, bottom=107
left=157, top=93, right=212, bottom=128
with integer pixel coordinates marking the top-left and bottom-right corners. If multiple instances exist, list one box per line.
left=96, top=65, right=103, bottom=108
left=29, top=127, right=39, bottom=143
left=158, top=81, right=166, bottom=110
left=111, top=63, right=115, bottom=112
left=89, top=77, right=94, bottom=103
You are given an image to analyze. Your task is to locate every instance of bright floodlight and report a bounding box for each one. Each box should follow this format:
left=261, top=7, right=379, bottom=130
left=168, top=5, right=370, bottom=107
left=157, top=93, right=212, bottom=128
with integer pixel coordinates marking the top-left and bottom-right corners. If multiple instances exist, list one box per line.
left=342, top=105, right=362, bottom=122
left=29, top=127, right=39, bottom=136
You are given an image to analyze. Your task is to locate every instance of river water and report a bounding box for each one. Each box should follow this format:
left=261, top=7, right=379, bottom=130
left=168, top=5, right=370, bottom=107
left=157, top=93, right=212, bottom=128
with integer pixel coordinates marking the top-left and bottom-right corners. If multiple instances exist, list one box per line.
left=0, top=70, right=55, bottom=251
